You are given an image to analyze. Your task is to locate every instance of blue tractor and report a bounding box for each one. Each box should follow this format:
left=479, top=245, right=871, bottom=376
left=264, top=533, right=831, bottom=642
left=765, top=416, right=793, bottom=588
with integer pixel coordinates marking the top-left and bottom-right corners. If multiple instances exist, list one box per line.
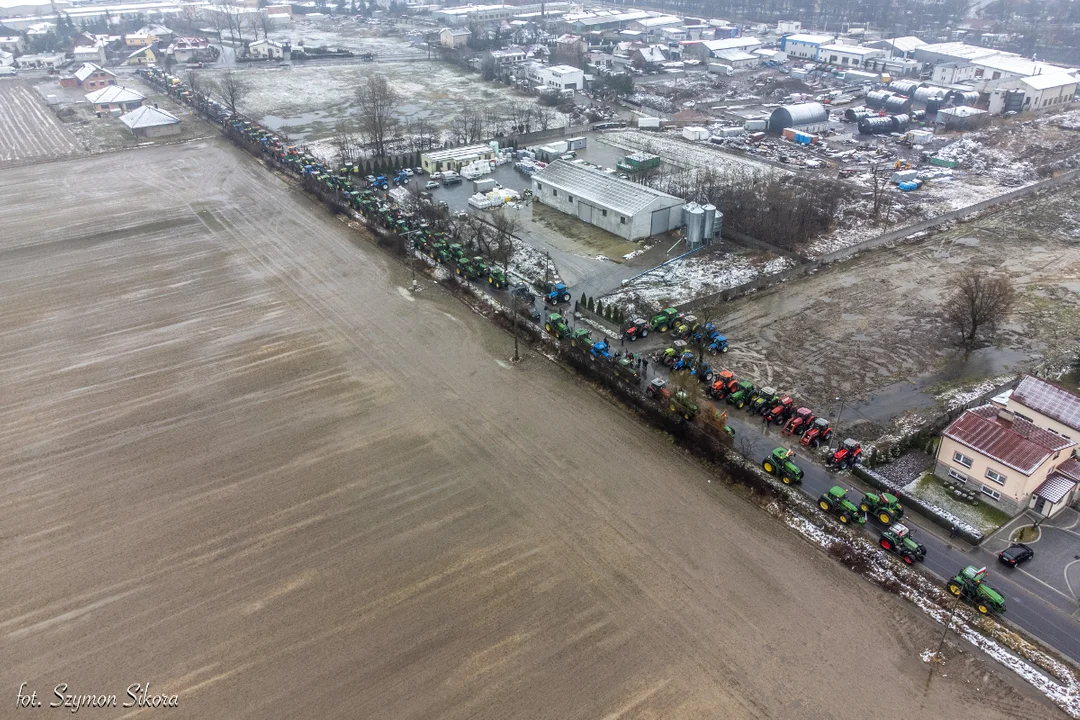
left=392, top=170, right=410, bottom=186
left=709, top=331, right=728, bottom=353
left=545, top=282, right=572, bottom=305
left=590, top=340, right=613, bottom=361
left=372, top=175, right=389, bottom=190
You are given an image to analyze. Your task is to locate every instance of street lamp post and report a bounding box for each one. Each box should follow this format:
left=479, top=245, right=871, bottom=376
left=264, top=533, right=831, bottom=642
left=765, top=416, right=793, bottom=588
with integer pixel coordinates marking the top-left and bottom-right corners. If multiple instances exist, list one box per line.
left=834, top=396, right=845, bottom=448
left=400, top=228, right=423, bottom=291
left=511, top=289, right=520, bottom=363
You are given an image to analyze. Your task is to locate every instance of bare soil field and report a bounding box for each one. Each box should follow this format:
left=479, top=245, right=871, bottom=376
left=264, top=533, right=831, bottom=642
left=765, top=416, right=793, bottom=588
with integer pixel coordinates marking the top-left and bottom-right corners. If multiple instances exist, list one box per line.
left=0, top=139, right=1063, bottom=719
left=0, top=81, right=83, bottom=166
left=713, top=182, right=1080, bottom=439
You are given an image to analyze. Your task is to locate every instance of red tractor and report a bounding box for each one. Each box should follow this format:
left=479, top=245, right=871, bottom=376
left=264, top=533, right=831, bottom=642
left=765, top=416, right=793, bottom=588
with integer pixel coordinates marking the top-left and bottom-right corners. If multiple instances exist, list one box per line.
left=828, top=439, right=863, bottom=469
left=783, top=407, right=815, bottom=436
left=800, top=417, right=833, bottom=448
left=708, top=369, right=737, bottom=399
left=624, top=317, right=651, bottom=342
left=764, top=396, right=795, bottom=425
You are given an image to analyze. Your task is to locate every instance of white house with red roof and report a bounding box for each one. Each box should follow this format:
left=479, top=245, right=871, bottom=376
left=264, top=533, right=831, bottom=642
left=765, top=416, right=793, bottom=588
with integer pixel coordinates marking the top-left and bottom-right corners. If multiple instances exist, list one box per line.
left=937, top=375, right=1080, bottom=516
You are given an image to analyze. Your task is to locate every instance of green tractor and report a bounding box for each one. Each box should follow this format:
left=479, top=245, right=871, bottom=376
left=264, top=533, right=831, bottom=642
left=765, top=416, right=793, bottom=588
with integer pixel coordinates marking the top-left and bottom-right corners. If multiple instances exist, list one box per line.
left=727, top=381, right=755, bottom=409
left=649, top=307, right=681, bottom=334
left=879, top=524, right=926, bottom=565
left=762, top=447, right=804, bottom=485
left=669, top=390, right=698, bottom=421
left=545, top=313, right=571, bottom=340
left=459, top=256, right=487, bottom=280
left=614, top=356, right=640, bottom=380
left=488, top=266, right=508, bottom=289
left=947, top=566, right=1006, bottom=615
left=860, top=491, right=904, bottom=526
left=428, top=238, right=448, bottom=260
left=570, top=327, right=593, bottom=349
left=749, top=386, right=778, bottom=414
left=817, top=486, right=866, bottom=525
left=448, top=243, right=468, bottom=265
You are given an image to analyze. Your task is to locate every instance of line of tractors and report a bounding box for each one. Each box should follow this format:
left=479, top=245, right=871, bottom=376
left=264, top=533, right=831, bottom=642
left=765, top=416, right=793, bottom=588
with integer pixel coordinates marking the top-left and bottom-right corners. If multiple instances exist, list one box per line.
left=139, top=67, right=1008, bottom=618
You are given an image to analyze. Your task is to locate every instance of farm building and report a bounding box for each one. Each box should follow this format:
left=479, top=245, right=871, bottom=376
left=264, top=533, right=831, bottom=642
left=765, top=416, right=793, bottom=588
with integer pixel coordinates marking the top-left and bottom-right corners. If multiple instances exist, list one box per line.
left=531, top=160, right=684, bottom=241
left=686, top=36, right=762, bottom=62
left=119, top=105, right=181, bottom=138
left=439, top=27, right=472, bottom=48
left=85, top=85, right=144, bottom=113
left=420, top=144, right=496, bottom=174
left=768, top=102, right=829, bottom=134
left=779, top=33, right=834, bottom=60
left=248, top=39, right=284, bottom=59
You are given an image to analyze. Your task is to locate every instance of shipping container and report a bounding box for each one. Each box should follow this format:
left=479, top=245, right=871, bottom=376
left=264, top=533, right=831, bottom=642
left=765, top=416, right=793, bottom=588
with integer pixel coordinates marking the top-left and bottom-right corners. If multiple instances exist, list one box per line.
left=636, top=116, right=661, bottom=129
left=682, top=126, right=711, bottom=141
left=707, top=63, right=734, bottom=76
left=929, top=156, right=959, bottom=168
left=782, top=127, right=797, bottom=141
left=743, top=118, right=768, bottom=131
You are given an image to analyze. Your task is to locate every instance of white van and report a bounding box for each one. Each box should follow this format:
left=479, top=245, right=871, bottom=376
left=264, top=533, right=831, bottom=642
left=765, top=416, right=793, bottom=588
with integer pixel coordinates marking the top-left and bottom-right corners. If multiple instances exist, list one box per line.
left=0, top=67, right=17, bottom=77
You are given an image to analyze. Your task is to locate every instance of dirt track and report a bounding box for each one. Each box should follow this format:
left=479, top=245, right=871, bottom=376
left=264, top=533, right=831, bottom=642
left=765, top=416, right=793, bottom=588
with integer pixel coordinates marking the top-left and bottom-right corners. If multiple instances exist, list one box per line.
left=0, top=140, right=1062, bottom=719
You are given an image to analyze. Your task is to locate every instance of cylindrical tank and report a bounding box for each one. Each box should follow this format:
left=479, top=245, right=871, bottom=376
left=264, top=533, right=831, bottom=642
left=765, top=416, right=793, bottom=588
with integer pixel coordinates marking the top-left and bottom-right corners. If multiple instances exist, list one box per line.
left=845, top=107, right=875, bottom=122
left=702, top=204, right=716, bottom=240
left=947, top=90, right=979, bottom=107
left=686, top=205, right=705, bottom=247
left=884, top=94, right=912, bottom=114
left=889, top=79, right=920, bottom=96
left=890, top=113, right=911, bottom=132
left=865, top=89, right=893, bottom=109
left=910, top=109, right=927, bottom=121
left=767, top=102, right=828, bottom=134
left=858, top=116, right=895, bottom=134
left=682, top=202, right=696, bottom=230
left=913, top=86, right=946, bottom=105
left=714, top=210, right=724, bottom=241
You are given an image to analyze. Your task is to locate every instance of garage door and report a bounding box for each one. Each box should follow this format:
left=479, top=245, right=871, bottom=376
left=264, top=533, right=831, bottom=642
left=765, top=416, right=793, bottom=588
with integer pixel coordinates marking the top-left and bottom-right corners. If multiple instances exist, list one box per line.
left=578, top=201, right=594, bottom=224
left=650, top=208, right=668, bottom=236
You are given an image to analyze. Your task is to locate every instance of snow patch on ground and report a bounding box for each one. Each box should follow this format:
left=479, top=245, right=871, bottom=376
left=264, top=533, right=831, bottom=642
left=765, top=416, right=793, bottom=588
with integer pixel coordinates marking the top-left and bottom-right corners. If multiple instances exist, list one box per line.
left=936, top=375, right=1015, bottom=411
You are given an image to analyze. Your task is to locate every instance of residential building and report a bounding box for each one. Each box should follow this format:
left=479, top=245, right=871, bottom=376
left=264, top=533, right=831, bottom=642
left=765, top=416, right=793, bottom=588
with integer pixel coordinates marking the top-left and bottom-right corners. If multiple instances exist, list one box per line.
left=125, top=45, right=156, bottom=65
left=168, top=36, right=211, bottom=63
left=817, top=44, right=883, bottom=68
left=937, top=404, right=1078, bottom=516
left=71, top=62, right=116, bottom=89
left=248, top=39, right=284, bottom=59
left=85, top=85, right=145, bottom=112
left=487, top=47, right=526, bottom=65
left=439, top=27, right=472, bottom=49
left=71, top=40, right=106, bottom=64
left=1007, top=376, right=1080, bottom=443
left=630, top=45, right=666, bottom=70
left=780, top=33, right=835, bottom=60
left=0, top=36, right=26, bottom=53
left=932, top=61, right=979, bottom=85
left=553, top=33, right=586, bottom=57
left=531, top=160, right=684, bottom=241
left=16, top=51, right=64, bottom=69
left=420, top=144, right=496, bottom=174
left=120, top=105, right=181, bottom=137
left=124, top=30, right=155, bottom=47
left=776, top=20, right=801, bottom=34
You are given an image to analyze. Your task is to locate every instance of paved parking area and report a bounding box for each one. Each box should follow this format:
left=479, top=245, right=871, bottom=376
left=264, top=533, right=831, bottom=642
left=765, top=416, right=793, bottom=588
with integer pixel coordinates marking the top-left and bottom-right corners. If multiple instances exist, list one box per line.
left=984, top=508, right=1080, bottom=601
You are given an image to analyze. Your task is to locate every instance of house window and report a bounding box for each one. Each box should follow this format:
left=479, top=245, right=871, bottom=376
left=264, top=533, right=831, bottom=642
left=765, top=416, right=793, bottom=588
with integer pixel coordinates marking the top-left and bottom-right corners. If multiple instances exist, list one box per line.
left=948, top=468, right=968, bottom=483
left=980, top=485, right=1001, bottom=500
left=568, top=195, right=574, bottom=203
left=535, top=183, right=542, bottom=192
left=602, top=209, right=607, bottom=217
left=985, top=468, right=1007, bottom=485
left=552, top=189, right=557, bottom=197
left=953, top=451, right=973, bottom=469
left=620, top=216, right=626, bottom=224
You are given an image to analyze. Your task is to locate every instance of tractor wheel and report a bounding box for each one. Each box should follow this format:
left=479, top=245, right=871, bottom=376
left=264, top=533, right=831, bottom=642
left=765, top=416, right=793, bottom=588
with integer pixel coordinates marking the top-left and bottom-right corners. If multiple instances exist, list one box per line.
left=545, top=324, right=552, bottom=332
left=658, top=324, right=668, bottom=333
left=571, top=339, right=576, bottom=347
left=947, top=582, right=963, bottom=597
left=629, top=334, right=636, bottom=342
left=641, top=329, right=649, bottom=338
left=562, top=294, right=570, bottom=302
left=880, top=538, right=892, bottom=550
left=488, top=277, right=493, bottom=284
left=737, top=400, right=745, bottom=409
left=838, top=512, right=850, bottom=524
left=903, top=554, right=914, bottom=565
left=878, top=511, right=894, bottom=525
left=781, top=475, right=793, bottom=485
left=859, top=502, right=871, bottom=513
left=818, top=499, right=831, bottom=512
left=683, top=412, right=691, bottom=420
left=762, top=460, right=774, bottom=474
left=977, top=604, right=990, bottom=615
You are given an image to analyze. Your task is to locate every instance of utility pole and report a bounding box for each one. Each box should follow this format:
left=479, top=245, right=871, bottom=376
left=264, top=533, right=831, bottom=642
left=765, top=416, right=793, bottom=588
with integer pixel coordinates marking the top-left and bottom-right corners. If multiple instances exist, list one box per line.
left=934, top=586, right=965, bottom=658
left=401, top=228, right=423, bottom=291
left=511, top=290, right=520, bottom=362
left=834, top=395, right=845, bottom=448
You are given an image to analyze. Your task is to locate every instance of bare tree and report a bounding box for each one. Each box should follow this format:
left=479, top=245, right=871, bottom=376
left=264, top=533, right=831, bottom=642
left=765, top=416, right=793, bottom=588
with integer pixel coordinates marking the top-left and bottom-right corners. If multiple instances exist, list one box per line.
left=332, top=121, right=361, bottom=166
left=214, top=70, right=248, bottom=114
left=535, top=104, right=555, bottom=131
left=356, top=73, right=399, bottom=157
left=490, top=211, right=520, bottom=270
left=942, top=268, right=1016, bottom=350
left=869, top=163, right=893, bottom=224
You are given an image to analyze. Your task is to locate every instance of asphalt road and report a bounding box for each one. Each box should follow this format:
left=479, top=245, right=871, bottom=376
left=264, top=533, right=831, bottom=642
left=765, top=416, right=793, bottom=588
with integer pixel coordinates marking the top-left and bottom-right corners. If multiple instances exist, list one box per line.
left=718, top=406, right=1080, bottom=662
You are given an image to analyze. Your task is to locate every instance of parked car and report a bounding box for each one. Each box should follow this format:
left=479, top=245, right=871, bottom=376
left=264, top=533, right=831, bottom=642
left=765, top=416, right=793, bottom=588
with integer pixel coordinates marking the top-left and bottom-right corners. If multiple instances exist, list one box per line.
left=430, top=171, right=443, bottom=180
left=404, top=168, right=414, bottom=177
left=998, top=543, right=1034, bottom=567
left=414, top=166, right=425, bottom=175
left=424, top=180, right=439, bottom=190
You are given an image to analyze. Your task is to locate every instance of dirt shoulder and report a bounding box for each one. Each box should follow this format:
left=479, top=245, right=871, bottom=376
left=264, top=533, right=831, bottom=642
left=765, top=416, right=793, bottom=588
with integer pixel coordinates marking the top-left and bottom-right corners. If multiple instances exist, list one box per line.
left=0, top=139, right=1063, bottom=719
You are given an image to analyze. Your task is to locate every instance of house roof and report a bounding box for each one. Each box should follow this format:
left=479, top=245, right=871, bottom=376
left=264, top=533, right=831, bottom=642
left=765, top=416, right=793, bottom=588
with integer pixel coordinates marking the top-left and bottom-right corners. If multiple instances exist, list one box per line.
left=74, top=62, right=114, bottom=82
left=1054, top=457, right=1080, bottom=484
left=714, top=49, right=756, bottom=62
left=120, top=105, right=180, bottom=129
left=249, top=39, right=283, bottom=48
left=943, top=404, right=1075, bottom=475
left=1034, top=473, right=1077, bottom=504
left=1020, top=73, right=1078, bottom=91
left=877, top=36, right=926, bottom=53
left=441, top=27, right=472, bottom=36
left=126, top=45, right=154, bottom=58
left=85, top=85, right=145, bottom=104
left=700, top=37, right=761, bottom=51
left=636, top=46, right=666, bottom=63
left=819, top=44, right=881, bottom=56
left=1012, top=375, right=1080, bottom=432
left=532, top=160, right=682, bottom=217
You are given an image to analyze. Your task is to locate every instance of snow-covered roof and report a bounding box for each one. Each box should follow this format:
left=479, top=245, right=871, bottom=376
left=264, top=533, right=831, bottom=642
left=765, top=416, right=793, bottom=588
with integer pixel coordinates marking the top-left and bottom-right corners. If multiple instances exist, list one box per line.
left=85, top=85, right=144, bottom=104
left=714, top=49, right=756, bottom=62
left=636, top=46, right=666, bottom=63
left=126, top=45, right=154, bottom=58
left=634, top=15, right=682, bottom=27
left=441, top=27, right=472, bottom=36
left=249, top=38, right=283, bottom=48
left=1020, top=73, right=1078, bottom=91
left=120, top=105, right=180, bottom=129
left=819, top=44, right=881, bottom=56
left=74, top=62, right=114, bottom=82
left=875, top=36, right=925, bottom=53
left=532, top=160, right=682, bottom=217
left=1012, top=375, right=1080, bottom=431
left=700, top=37, right=761, bottom=51
left=784, top=33, right=834, bottom=45
left=1034, top=473, right=1076, bottom=503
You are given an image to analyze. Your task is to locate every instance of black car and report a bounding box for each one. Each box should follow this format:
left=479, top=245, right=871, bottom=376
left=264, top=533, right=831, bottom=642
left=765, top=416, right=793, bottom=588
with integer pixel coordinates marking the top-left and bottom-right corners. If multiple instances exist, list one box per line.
left=998, top=543, right=1034, bottom=567
left=510, top=283, right=536, bottom=305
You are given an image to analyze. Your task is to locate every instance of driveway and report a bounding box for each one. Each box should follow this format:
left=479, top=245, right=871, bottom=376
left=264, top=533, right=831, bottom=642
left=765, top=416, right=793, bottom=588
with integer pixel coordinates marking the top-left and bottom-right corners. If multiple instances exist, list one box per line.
left=985, top=508, right=1080, bottom=602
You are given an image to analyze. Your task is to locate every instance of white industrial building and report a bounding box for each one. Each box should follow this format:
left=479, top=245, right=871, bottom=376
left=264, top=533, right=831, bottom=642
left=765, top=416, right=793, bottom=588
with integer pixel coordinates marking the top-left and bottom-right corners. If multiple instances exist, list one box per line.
left=532, top=160, right=684, bottom=241
left=1017, top=73, right=1078, bottom=110
left=780, top=33, right=834, bottom=60
left=865, top=36, right=926, bottom=58
left=817, top=44, right=883, bottom=68
left=432, top=4, right=515, bottom=25
left=420, top=144, right=497, bottom=174
left=532, top=63, right=583, bottom=91
left=687, top=36, right=761, bottom=62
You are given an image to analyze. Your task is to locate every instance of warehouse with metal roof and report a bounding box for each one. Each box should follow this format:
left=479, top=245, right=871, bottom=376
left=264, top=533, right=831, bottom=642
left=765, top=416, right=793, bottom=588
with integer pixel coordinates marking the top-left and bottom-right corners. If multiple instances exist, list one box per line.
left=531, top=160, right=684, bottom=241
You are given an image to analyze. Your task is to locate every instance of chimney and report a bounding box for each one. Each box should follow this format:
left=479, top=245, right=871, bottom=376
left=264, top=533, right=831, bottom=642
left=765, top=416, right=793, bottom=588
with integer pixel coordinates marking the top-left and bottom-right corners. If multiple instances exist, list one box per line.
left=997, top=409, right=1015, bottom=425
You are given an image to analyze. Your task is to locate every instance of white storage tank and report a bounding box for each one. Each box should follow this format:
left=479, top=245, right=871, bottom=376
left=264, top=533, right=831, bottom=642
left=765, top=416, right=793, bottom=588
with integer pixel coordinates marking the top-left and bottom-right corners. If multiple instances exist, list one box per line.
left=702, top=204, right=717, bottom=242
left=684, top=203, right=705, bottom=248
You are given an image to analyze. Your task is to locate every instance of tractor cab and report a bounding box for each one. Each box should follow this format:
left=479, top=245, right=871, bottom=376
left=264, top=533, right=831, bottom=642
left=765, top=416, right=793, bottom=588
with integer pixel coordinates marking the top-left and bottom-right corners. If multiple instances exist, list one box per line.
left=646, top=377, right=670, bottom=400
left=784, top=407, right=815, bottom=435
left=649, top=307, right=681, bottom=334
left=692, top=360, right=713, bottom=383
left=828, top=439, right=863, bottom=469
left=544, top=313, right=570, bottom=340
left=709, top=369, right=736, bottom=398
left=948, top=566, right=1006, bottom=614
left=766, top=396, right=795, bottom=424
left=727, top=381, right=755, bottom=408
left=670, top=390, right=698, bottom=420
left=546, top=282, right=572, bottom=305
left=664, top=339, right=689, bottom=366
left=749, top=386, right=777, bottom=413
left=590, top=340, right=613, bottom=360
left=488, top=266, right=508, bottom=289
left=880, top=524, right=926, bottom=564
left=570, top=328, right=593, bottom=348
left=708, top=331, right=729, bottom=353
left=624, top=318, right=651, bottom=342
left=615, top=356, right=640, bottom=379
left=673, top=314, right=699, bottom=338
left=800, top=417, right=833, bottom=447
left=672, top=348, right=695, bottom=372
left=762, top=447, right=803, bottom=485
